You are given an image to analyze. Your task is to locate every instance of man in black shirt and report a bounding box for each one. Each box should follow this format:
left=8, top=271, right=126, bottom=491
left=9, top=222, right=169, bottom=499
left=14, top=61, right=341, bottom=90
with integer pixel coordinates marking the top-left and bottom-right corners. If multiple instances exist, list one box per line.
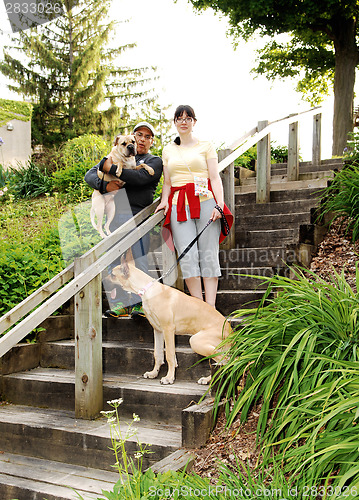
left=85, top=121, right=163, bottom=318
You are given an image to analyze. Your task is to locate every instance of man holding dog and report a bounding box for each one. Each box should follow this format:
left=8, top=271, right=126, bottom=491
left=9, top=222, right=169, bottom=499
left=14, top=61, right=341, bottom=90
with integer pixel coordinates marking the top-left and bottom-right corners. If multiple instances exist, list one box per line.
left=85, top=121, right=163, bottom=318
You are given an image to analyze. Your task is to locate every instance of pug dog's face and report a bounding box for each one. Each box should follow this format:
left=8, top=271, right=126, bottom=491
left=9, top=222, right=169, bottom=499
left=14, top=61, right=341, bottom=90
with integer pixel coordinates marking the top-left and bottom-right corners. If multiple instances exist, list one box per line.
left=113, top=134, right=137, bottom=157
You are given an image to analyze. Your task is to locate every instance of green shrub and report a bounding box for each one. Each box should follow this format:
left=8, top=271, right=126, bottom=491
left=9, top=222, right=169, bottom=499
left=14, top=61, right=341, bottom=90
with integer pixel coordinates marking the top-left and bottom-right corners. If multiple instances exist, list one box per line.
left=7, top=161, right=54, bottom=199
left=61, top=133, right=110, bottom=165
left=343, top=131, right=359, bottom=165
left=53, top=134, right=110, bottom=201
left=271, top=143, right=288, bottom=163
left=234, top=145, right=257, bottom=171
left=0, top=242, right=63, bottom=318
left=234, top=143, right=290, bottom=172
left=0, top=164, right=12, bottom=188
left=0, top=195, right=64, bottom=322
left=211, top=267, right=359, bottom=491
left=319, top=164, right=359, bottom=241
left=58, top=201, right=101, bottom=264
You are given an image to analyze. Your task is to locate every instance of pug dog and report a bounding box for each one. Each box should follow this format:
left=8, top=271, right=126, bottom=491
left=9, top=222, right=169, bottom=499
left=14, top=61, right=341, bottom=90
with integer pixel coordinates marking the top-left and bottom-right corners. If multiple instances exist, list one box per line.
left=90, top=134, right=154, bottom=238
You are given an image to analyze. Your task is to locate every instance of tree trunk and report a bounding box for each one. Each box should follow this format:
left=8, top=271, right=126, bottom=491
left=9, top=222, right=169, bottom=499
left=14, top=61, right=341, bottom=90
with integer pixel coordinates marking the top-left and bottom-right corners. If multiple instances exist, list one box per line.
left=332, top=17, right=359, bottom=156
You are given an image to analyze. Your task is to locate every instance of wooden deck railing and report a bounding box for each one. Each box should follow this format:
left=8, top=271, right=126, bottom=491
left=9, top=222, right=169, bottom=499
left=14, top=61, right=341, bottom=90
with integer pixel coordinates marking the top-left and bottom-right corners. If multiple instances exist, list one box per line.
left=0, top=106, right=323, bottom=418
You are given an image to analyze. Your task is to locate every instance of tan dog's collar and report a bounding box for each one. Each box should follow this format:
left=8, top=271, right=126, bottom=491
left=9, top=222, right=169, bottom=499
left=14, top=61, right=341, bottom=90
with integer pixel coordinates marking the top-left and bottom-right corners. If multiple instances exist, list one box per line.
left=138, top=280, right=155, bottom=297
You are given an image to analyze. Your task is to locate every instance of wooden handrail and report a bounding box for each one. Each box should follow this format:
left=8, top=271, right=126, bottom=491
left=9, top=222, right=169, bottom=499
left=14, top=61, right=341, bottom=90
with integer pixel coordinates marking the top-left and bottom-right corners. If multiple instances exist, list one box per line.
left=218, top=106, right=322, bottom=173
left=0, top=200, right=160, bottom=337
left=0, top=201, right=162, bottom=355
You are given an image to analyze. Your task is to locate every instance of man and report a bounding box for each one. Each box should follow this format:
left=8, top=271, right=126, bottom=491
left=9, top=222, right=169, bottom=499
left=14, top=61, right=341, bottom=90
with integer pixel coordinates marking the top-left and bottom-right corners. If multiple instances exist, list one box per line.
left=85, top=121, right=163, bottom=318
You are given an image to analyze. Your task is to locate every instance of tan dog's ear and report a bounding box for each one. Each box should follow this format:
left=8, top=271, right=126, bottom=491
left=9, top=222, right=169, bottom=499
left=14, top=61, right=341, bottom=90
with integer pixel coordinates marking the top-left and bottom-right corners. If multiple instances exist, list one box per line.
left=125, top=248, right=135, bottom=266
left=120, top=257, right=130, bottom=279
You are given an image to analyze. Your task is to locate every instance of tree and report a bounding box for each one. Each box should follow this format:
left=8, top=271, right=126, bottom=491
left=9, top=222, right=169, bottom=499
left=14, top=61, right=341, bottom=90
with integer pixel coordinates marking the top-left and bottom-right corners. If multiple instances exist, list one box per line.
left=0, top=0, right=157, bottom=145
left=190, top=0, right=359, bottom=156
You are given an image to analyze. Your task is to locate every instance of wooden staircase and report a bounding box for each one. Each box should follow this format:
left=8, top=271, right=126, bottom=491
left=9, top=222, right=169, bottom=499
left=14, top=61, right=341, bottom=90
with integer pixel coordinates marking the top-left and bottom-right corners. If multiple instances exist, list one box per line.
left=0, top=157, right=342, bottom=499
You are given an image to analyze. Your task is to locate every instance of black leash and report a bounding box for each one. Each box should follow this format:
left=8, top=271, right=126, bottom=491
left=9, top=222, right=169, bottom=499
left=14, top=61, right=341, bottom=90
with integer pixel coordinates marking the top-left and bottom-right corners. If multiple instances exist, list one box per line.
left=159, top=204, right=229, bottom=283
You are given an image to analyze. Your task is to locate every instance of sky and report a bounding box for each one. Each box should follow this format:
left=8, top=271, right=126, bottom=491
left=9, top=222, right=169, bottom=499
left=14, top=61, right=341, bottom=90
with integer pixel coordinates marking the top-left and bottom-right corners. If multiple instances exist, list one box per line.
left=0, top=0, right=339, bottom=159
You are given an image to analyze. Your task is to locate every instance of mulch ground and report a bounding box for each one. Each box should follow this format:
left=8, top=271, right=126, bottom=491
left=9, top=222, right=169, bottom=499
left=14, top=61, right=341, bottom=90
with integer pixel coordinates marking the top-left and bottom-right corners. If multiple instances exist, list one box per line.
left=191, top=218, right=358, bottom=480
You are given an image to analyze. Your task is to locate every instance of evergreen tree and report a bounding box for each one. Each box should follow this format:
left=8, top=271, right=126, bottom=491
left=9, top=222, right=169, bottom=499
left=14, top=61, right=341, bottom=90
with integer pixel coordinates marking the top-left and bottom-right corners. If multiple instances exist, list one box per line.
left=0, top=0, right=156, bottom=146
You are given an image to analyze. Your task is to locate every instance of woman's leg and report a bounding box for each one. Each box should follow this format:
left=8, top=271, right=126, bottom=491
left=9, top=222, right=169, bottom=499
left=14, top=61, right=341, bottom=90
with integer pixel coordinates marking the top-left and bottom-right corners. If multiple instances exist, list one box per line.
left=196, top=199, right=221, bottom=306
left=185, top=276, right=203, bottom=300
left=202, top=277, right=219, bottom=307
left=170, top=205, right=203, bottom=301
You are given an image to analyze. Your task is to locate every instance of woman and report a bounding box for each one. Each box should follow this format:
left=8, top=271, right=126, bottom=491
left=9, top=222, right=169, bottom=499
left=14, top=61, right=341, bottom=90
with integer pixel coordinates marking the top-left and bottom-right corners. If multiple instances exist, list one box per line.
left=155, top=105, right=232, bottom=307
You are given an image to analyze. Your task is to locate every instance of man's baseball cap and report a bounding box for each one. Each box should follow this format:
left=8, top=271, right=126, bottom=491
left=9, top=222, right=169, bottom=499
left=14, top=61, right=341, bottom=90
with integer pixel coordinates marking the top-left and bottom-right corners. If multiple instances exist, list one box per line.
left=133, top=121, right=156, bottom=137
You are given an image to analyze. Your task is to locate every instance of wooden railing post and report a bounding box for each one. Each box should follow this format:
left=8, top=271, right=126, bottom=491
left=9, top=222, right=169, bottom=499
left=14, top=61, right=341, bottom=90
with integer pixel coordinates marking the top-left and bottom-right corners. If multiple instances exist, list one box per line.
left=218, top=148, right=235, bottom=249
left=256, top=120, right=271, bottom=203
left=312, top=113, right=322, bottom=167
left=287, top=118, right=300, bottom=181
left=74, top=253, right=103, bottom=419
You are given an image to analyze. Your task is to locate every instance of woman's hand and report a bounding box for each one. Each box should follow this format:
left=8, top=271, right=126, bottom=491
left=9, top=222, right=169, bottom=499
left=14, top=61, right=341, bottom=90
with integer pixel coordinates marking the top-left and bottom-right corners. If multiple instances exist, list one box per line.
left=210, top=202, right=224, bottom=221
left=155, top=200, right=169, bottom=215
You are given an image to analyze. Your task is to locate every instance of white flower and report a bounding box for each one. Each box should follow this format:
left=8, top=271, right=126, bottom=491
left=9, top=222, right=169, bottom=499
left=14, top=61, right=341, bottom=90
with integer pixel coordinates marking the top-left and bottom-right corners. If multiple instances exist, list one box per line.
left=133, top=413, right=140, bottom=422
left=107, top=398, right=123, bottom=406
left=100, top=410, right=115, bottom=418
left=0, top=191, right=3, bottom=197
left=3, top=187, right=7, bottom=192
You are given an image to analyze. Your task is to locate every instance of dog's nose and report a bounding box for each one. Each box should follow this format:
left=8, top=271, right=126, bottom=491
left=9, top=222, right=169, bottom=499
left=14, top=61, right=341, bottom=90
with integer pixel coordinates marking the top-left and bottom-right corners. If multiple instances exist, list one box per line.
left=127, top=143, right=135, bottom=151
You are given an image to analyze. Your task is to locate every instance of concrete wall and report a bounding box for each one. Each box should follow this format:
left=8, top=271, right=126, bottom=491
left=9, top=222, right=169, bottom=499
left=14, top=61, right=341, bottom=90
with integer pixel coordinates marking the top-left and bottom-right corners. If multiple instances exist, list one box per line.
left=0, top=119, right=32, bottom=168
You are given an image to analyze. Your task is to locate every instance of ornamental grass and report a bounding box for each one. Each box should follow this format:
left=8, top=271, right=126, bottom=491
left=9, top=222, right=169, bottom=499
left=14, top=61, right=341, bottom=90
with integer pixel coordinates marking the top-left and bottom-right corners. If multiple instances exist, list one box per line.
left=211, top=267, right=359, bottom=494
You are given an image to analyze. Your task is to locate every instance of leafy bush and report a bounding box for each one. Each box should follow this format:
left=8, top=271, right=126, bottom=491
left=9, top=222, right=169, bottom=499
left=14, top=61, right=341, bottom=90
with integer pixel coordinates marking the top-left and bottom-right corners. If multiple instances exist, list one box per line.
left=343, top=131, right=359, bottom=166
left=234, top=143, right=289, bottom=172
left=7, top=161, right=54, bottom=199
left=0, top=195, right=64, bottom=322
left=53, top=134, right=110, bottom=201
left=319, top=164, right=359, bottom=241
left=271, top=143, right=288, bottom=163
left=0, top=242, right=63, bottom=318
left=0, top=164, right=12, bottom=188
left=234, top=145, right=257, bottom=171
left=58, top=201, right=101, bottom=264
left=211, top=267, right=359, bottom=492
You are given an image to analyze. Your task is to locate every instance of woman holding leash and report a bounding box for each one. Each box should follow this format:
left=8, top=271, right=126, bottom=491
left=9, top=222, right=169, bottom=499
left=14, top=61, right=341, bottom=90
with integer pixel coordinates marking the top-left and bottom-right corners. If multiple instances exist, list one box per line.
left=155, top=105, right=232, bottom=308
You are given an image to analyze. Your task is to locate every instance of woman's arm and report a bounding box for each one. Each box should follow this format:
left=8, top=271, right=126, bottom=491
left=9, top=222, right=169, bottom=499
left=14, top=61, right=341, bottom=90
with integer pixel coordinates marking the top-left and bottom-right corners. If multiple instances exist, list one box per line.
left=207, top=158, right=224, bottom=221
left=155, top=163, right=171, bottom=215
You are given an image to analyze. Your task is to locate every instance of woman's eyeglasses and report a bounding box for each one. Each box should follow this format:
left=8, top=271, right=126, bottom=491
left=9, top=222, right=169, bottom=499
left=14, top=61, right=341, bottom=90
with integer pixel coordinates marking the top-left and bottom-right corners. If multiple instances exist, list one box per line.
left=176, top=117, right=193, bottom=123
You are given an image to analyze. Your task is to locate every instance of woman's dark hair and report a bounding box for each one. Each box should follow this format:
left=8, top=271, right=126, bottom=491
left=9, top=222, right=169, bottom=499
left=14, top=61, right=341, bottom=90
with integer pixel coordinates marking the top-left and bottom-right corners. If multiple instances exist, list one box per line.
left=174, top=105, right=197, bottom=145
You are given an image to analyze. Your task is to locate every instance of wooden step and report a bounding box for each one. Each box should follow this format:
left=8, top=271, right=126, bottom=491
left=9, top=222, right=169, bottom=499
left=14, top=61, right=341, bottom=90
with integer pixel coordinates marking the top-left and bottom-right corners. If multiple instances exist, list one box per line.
left=220, top=246, right=293, bottom=267
left=0, top=451, right=118, bottom=500
left=1, top=368, right=208, bottom=424
left=216, top=289, right=267, bottom=316
left=40, top=340, right=210, bottom=381
left=0, top=403, right=181, bottom=472
left=238, top=212, right=311, bottom=230
left=236, top=227, right=298, bottom=247
left=218, top=266, right=275, bottom=291
left=242, top=170, right=333, bottom=186
left=236, top=198, right=319, bottom=215
left=236, top=186, right=324, bottom=205
left=236, top=176, right=331, bottom=194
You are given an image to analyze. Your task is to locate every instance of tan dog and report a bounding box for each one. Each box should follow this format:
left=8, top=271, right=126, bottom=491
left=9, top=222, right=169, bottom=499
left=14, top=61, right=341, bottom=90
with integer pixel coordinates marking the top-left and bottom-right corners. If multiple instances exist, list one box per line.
left=110, top=259, right=231, bottom=385
left=90, top=134, right=154, bottom=238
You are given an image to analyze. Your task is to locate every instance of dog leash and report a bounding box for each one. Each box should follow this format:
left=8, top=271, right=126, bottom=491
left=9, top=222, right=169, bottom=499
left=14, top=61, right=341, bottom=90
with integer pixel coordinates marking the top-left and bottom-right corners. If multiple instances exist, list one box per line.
left=138, top=204, right=230, bottom=296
